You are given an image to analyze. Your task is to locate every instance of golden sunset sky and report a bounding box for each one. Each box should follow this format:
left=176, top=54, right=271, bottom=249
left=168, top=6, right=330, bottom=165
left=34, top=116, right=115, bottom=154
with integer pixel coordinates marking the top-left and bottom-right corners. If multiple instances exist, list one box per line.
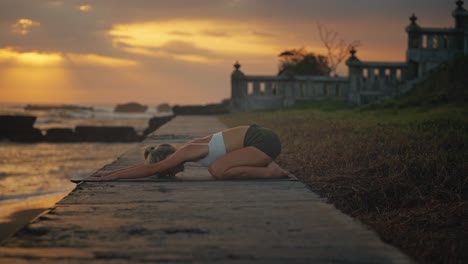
left=0, top=0, right=456, bottom=105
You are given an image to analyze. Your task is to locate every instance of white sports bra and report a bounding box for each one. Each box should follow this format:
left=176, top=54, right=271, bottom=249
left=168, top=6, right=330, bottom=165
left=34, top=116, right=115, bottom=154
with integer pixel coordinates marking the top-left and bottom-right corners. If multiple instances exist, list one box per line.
left=189, top=132, right=226, bottom=166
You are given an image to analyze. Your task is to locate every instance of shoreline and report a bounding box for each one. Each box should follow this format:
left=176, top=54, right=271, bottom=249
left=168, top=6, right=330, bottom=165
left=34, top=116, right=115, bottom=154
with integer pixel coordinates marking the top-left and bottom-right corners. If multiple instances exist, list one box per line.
left=0, top=192, right=70, bottom=243
left=0, top=208, right=47, bottom=243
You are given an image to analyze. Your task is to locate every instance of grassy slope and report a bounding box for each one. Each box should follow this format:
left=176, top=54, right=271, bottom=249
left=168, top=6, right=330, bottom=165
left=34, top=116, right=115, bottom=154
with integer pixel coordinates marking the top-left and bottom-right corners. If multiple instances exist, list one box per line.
left=219, top=56, right=468, bottom=264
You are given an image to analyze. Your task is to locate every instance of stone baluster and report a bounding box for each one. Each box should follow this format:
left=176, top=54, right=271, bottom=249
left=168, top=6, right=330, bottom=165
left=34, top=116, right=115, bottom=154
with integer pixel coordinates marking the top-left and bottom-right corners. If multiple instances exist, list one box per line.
left=438, top=34, right=445, bottom=49
left=253, top=82, right=260, bottom=95
left=265, top=82, right=273, bottom=96
left=379, top=68, right=386, bottom=91
left=317, top=82, right=324, bottom=96
left=400, top=68, right=407, bottom=82
left=367, top=67, right=375, bottom=90
left=310, top=82, right=316, bottom=97
left=390, top=68, right=397, bottom=84
left=427, top=34, right=433, bottom=48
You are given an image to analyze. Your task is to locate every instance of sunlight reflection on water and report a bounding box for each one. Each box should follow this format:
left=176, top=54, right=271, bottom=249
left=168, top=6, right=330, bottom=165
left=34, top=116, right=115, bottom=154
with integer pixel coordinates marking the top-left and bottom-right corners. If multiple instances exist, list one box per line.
left=0, top=142, right=138, bottom=221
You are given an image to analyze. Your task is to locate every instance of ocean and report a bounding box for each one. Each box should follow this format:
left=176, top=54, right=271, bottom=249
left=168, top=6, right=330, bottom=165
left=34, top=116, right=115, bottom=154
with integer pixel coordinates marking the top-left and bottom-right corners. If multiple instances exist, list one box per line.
left=0, top=103, right=164, bottom=235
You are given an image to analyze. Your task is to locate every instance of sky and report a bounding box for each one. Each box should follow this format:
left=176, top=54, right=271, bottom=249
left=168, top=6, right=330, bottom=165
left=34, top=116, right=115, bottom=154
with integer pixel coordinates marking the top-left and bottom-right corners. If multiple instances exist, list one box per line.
left=0, top=0, right=458, bottom=106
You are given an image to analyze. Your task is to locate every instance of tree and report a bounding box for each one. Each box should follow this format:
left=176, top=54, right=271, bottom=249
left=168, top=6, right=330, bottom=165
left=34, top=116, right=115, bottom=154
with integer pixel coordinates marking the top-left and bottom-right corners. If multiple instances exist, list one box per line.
left=317, top=22, right=361, bottom=76
left=277, top=47, right=330, bottom=76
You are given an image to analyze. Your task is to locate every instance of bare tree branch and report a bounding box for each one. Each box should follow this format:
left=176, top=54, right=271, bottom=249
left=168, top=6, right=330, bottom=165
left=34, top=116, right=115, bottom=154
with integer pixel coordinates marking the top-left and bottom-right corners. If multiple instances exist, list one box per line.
left=317, top=21, right=361, bottom=76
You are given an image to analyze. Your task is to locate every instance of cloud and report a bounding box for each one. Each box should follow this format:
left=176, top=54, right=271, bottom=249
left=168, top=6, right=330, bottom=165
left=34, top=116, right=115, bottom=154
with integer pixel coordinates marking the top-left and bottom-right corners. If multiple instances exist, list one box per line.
left=12, top=18, right=40, bottom=35
left=78, top=5, right=92, bottom=12
left=0, top=0, right=459, bottom=105
left=201, top=30, right=231, bottom=37
left=0, top=47, right=61, bottom=66
left=109, top=19, right=280, bottom=60
left=168, top=30, right=193, bottom=36
left=46, top=1, right=62, bottom=7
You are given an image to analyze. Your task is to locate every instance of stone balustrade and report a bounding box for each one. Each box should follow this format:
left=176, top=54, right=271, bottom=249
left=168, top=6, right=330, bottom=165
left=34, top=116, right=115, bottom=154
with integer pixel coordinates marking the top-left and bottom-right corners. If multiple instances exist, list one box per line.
left=231, top=73, right=349, bottom=111
left=231, top=2, right=468, bottom=110
left=354, top=62, right=408, bottom=95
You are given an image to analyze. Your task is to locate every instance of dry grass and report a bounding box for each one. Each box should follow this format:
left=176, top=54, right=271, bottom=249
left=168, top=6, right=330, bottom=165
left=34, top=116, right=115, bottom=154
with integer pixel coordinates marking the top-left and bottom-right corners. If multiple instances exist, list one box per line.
left=219, top=108, right=467, bottom=264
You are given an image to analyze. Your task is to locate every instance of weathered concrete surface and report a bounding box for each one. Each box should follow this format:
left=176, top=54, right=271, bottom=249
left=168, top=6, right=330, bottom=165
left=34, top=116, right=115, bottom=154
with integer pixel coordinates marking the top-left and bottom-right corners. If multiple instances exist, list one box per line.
left=0, top=116, right=414, bottom=263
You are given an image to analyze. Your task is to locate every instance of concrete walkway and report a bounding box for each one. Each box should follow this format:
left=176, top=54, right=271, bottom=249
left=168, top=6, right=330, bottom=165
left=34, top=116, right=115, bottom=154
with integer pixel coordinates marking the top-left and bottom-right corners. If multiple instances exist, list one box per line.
left=0, top=116, right=413, bottom=263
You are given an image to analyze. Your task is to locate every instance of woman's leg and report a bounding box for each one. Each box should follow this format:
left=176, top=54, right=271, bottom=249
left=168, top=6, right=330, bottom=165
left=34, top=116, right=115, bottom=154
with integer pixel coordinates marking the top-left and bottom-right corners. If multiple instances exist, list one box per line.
left=208, top=147, right=288, bottom=179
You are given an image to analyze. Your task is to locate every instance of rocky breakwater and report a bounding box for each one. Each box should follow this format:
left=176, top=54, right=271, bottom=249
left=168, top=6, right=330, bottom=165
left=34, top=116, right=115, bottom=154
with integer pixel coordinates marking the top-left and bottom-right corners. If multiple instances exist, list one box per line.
left=0, top=115, right=43, bottom=142
left=142, top=115, right=175, bottom=137
left=172, top=99, right=230, bottom=115
left=75, top=126, right=139, bottom=142
left=1, top=115, right=175, bottom=143
left=114, top=102, right=147, bottom=113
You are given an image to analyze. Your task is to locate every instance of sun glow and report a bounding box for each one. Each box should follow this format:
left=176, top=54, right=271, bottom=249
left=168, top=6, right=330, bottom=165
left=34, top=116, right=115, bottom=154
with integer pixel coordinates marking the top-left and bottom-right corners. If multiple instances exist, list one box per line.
left=0, top=47, right=63, bottom=66
left=109, top=20, right=278, bottom=63
left=1, top=66, right=74, bottom=103
left=0, top=48, right=140, bottom=103
left=66, top=53, right=138, bottom=67
left=78, top=5, right=92, bottom=12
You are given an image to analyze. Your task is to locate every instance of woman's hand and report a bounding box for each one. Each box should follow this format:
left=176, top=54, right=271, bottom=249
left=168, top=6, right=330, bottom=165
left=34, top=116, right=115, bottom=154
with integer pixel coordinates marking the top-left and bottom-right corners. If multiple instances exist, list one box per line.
left=90, top=170, right=114, bottom=178
left=84, top=169, right=121, bottom=181
left=84, top=173, right=118, bottom=181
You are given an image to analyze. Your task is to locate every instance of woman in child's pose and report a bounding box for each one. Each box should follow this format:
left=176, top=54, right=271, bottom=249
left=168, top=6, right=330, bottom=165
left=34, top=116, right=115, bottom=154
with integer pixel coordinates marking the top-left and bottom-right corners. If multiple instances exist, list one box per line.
left=86, top=124, right=289, bottom=181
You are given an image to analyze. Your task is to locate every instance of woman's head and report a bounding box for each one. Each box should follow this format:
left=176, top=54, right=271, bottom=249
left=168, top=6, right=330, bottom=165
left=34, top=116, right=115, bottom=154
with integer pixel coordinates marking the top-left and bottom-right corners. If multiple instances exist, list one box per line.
left=144, top=144, right=176, bottom=163
left=143, top=144, right=183, bottom=178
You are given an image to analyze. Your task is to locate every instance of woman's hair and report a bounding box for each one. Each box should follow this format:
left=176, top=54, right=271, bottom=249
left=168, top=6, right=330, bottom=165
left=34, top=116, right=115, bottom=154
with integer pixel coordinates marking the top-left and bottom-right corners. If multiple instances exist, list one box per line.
left=144, top=144, right=176, bottom=163
left=143, top=144, right=177, bottom=178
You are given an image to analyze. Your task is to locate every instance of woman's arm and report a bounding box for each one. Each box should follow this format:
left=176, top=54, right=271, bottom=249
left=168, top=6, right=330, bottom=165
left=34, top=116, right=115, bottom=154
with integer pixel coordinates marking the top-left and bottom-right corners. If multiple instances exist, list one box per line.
left=91, top=163, right=145, bottom=178
left=85, top=145, right=197, bottom=181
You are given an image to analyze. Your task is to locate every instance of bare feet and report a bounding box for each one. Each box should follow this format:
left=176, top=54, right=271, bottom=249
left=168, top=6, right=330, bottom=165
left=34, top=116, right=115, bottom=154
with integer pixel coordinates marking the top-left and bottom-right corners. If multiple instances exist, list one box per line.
left=267, top=162, right=290, bottom=178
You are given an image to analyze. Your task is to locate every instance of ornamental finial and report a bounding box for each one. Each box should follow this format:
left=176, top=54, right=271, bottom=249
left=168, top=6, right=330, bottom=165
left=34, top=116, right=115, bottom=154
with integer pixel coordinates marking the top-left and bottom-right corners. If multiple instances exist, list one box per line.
left=410, top=13, right=418, bottom=24
left=234, top=61, right=241, bottom=70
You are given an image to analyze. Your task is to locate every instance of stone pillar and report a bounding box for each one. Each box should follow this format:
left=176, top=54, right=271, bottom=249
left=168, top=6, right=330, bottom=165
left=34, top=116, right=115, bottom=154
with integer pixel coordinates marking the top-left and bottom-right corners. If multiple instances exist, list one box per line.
left=406, top=13, right=422, bottom=48
left=346, top=47, right=362, bottom=105
left=231, top=61, right=247, bottom=112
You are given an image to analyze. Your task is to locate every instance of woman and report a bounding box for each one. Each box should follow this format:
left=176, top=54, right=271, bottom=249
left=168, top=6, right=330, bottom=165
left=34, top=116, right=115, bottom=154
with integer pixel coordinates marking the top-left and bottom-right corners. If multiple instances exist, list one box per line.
left=85, top=124, right=290, bottom=181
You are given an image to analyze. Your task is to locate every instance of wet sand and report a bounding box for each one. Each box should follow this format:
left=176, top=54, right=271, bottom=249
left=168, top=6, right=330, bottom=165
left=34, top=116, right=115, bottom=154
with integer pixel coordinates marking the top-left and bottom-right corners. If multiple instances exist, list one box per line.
left=0, top=208, right=46, bottom=243
left=0, top=192, right=69, bottom=243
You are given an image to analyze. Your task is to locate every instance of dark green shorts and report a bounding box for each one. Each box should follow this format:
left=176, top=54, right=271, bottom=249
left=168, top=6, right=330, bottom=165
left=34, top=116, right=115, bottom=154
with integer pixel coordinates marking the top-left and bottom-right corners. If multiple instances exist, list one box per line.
left=243, top=124, right=281, bottom=160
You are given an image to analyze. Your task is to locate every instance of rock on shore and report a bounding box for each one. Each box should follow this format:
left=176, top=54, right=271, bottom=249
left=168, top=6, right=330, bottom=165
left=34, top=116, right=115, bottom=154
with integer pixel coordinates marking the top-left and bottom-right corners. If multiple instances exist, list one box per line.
left=114, top=102, right=148, bottom=113
left=1, top=115, right=175, bottom=143
left=0, top=115, right=43, bottom=142
left=172, top=100, right=230, bottom=115
left=44, top=128, right=77, bottom=142
left=75, top=126, right=139, bottom=142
